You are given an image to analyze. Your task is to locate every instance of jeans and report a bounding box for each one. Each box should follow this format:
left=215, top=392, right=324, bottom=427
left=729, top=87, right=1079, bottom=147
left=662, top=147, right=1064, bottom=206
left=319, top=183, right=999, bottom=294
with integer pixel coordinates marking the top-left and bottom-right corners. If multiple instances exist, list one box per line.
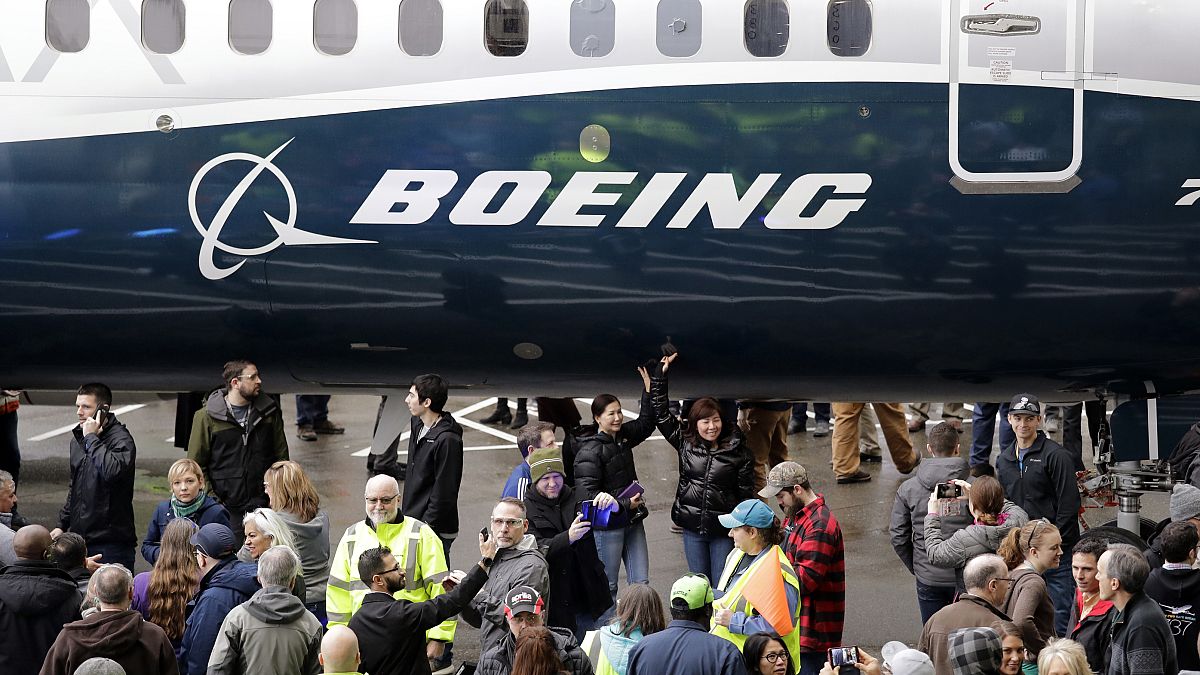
left=593, top=521, right=649, bottom=602
left=681, top=529, right=734, bottom=584
left=90, top=542, right=136, bottom=572
left=970, top=403, right=1014, bottom=466
left=306, top=602, right=328, bottom=627
left=792, top=402, right=831, bottom=425
left=798, top=652, right=825, bottom=675
left=295, top=395, right=330, bottom=426
left=915, top=580, right=957, bottom=625
left=1043, top=550, right=1075, bottom=636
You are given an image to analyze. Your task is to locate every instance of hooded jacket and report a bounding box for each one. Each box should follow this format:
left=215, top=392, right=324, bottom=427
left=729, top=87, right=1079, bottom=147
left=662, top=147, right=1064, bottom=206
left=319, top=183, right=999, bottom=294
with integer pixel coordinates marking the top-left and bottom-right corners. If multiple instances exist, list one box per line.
left=462, top=533, right=550, bottom=653
left=524, top=484, right=613, bottom=636
left=0, top=560, right=84, bottom=674
left=573, top=390, right=657, bottom=526
left=924, top=502, right=1029, bottom=574
left=207, top=585, right=322, bottom=675
left=178, top=556, right=261, bottom=675
left=277, top=509, right=331, bottom=606
left=39, top=608, right=178, bottom=675
left=891, top=457, right=972, bottom=587
left=403, top=414, right=465, bottom=538
left=1144, top=565, right=1200, bottom=670
left=140, top=494, right=231, bottom=565
left=996, top=432, right=1081, bottom=548
left=648, top=375, right=756, bottom=535
left=187, top=389, right=288, bottom=517
left=59, top=415, right=137, bottom=547
left=478, top=624, right=594, bottom=675
left=581, top=624, right=645, bottom=675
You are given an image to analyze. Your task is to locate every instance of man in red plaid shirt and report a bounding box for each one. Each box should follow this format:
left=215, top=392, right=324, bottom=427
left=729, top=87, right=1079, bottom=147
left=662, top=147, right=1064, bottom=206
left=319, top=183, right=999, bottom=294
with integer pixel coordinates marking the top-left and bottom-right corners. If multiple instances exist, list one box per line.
left=760, top=462, right=846, bottom=675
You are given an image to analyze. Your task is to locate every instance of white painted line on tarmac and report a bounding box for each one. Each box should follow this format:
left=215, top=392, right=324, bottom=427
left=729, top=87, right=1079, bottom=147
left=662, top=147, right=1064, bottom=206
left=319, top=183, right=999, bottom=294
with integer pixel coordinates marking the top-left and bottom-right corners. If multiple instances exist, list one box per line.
left=349, top=397, right=511, bottom=457
left=350, top=443, right=518, bottom=458
left=27, top=404, right=147, bottom=441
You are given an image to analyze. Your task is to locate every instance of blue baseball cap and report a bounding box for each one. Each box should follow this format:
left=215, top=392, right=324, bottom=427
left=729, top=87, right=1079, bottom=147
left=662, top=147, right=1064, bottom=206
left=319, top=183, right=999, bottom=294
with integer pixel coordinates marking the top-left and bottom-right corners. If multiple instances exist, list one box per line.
left=718, top=499, right=776, bottom=529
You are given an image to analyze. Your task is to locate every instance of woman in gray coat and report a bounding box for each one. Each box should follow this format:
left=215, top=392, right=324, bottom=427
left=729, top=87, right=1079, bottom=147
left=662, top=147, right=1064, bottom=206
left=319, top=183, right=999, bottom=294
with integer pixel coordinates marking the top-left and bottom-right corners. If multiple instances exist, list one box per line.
left=923, top=475, right=1028, bottom=584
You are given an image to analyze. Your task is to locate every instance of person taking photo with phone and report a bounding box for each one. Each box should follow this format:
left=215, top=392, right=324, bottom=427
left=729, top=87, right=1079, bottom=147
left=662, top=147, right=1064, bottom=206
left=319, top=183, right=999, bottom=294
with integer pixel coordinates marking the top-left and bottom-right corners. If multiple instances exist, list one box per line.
left=923, top=476, right=1028, bottom=591
left=646, top=352, right=756, bottom=585
left=52, top=383, right=137, bottom=571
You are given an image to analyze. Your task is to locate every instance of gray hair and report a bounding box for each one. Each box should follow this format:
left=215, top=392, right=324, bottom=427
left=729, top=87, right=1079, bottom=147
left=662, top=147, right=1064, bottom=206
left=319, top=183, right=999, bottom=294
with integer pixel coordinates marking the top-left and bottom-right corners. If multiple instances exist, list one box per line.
left=0, top=470, right=13, bottom=494
left=1103, top=544, right=1150, bottom=595
left=92, top=564, right=133, bottom=606
left=963, top=554, right=1007, bottom=592
left=73, top=657, right=126, bottom=675
left=257, top=545, right=301, bottom=587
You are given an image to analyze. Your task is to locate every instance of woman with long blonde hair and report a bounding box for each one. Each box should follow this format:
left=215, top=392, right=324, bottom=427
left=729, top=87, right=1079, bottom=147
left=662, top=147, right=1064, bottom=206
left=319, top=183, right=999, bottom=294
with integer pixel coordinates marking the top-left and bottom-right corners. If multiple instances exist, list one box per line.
left=264, top=460, right=331, bottom=622
left=133, top=518, right=198, bottom=655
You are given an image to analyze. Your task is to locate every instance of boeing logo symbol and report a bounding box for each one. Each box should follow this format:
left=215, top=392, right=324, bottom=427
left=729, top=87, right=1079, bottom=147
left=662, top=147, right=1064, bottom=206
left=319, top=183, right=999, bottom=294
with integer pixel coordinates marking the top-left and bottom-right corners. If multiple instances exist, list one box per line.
left=188, top=138, right=375, bottom=281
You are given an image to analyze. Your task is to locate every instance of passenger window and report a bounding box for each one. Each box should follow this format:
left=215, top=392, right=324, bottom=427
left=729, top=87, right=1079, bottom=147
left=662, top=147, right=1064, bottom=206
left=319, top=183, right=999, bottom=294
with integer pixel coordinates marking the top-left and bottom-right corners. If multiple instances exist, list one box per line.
left=485, top=0, right=529, bottom=57
left=744, top=0, right=788, bottom=57
left=656, top=0, right=701, bottom=58
left=142, top=0, right=186, bottom=55
left=398, top=0, right=443, bottom=57
left=229, top=0, right=272, bottom=55
left=827, top=0, right=872, bottom=57
left=46, top=0, right=90, bottom=53
left=314, top=0, right=357, bottom=56
left=570, top=0, right=615, bottom=58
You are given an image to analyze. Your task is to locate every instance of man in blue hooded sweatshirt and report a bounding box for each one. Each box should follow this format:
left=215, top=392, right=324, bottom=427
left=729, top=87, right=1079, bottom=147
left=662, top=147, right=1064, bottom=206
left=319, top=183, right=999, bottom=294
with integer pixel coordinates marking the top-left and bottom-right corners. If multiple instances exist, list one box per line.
left=178, top=523, right=259, bottom=675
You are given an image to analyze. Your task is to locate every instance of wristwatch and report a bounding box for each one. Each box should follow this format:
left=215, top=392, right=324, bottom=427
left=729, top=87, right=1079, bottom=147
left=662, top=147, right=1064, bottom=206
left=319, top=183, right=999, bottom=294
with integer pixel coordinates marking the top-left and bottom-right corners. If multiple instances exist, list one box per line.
left=480, top=556, right=494, bottom=569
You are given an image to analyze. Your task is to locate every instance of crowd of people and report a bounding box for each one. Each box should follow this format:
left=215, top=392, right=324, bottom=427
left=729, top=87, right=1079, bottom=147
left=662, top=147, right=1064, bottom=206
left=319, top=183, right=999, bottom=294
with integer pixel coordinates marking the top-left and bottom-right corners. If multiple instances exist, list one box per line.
left=0, top=360, right=1197, bottom=675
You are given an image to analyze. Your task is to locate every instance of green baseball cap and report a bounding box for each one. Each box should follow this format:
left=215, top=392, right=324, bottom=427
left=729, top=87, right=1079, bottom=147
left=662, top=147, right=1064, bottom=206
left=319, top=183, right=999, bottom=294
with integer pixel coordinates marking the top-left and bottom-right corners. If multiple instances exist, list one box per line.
left=670, top=573, right=715, bottom=610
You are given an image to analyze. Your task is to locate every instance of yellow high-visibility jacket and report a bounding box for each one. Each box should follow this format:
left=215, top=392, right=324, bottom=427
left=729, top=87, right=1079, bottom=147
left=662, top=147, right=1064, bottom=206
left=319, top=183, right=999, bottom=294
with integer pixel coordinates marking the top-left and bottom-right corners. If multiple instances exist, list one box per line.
left=326, top=516, right=454, bottom=642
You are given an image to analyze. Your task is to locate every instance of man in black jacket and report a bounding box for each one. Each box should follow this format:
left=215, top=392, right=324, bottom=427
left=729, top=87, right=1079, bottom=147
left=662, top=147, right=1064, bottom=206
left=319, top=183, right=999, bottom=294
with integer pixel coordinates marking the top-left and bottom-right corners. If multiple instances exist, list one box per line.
left=478, top=585, right=594, bottom=675
left=1099, top=544, right=1177, bottom=675
left=1143, top=521, right=1200, bottom=671
left=51, top=383, right=137, bottom=570
left=349, top=535, right=497, bottom=675
left=188, top=361, right=288, bottom=537
left=995, top=393, right=1080, bottom=636
left=0, top=525, right=83, bottom=674
left=1066, top=536, right=1114, bottom=673
left=403, top=373, right=464, bottom=562
left=523, top=447, right=612, bottom=640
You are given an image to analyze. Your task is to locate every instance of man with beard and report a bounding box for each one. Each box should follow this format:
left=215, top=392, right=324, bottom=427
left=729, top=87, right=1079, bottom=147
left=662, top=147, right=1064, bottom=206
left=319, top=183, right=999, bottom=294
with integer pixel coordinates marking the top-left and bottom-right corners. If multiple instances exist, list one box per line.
left=188, top=360, right=288, bottom=536
left=328, top=475, right=455, bottom=671
left=761, top=462, right=845, bottom=675
left=349, top=534, right=497, bottom=675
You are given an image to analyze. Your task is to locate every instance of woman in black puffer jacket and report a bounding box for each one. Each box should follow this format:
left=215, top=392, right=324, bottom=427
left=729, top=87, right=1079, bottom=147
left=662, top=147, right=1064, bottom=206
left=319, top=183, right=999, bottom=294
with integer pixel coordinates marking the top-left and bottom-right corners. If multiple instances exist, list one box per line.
left=648, top=353, right=756, bottom=583
left=574, top=373, right=658, bottom=604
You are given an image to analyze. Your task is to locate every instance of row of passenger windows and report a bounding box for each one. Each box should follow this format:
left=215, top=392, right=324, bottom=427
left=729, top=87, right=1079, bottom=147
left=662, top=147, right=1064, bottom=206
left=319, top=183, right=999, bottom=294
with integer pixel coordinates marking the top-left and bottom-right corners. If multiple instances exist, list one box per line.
left=43, top=0, right=873, bottom=59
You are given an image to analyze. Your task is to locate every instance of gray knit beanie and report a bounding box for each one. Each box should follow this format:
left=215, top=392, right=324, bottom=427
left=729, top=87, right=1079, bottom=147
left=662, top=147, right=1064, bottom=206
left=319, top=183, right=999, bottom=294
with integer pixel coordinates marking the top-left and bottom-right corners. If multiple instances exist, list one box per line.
left=1171, top=483, right=1200, bottom=522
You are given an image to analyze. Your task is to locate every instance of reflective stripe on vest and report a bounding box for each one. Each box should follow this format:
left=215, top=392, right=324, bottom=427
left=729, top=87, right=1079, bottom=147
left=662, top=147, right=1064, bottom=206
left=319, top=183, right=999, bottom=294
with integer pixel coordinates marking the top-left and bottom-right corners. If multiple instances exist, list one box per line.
left=581, top=631, right=617, bottom=675
left=405, top=521, right=423, bottom=591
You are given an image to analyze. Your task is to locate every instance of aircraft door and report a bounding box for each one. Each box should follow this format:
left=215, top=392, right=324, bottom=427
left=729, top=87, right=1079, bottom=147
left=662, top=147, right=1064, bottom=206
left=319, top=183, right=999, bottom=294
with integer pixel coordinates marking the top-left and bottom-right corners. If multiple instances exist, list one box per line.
left=949, top=0, right=1085, bottom=192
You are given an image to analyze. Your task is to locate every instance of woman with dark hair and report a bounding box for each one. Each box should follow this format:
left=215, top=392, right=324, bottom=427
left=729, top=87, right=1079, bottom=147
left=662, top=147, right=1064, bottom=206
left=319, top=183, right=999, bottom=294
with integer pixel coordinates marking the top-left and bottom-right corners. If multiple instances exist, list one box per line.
left=133, top=518, right=199, bottom=658
left=991, top=621, right=1027, bottom=675
left=647, top=352, right=755, bottom=583
left=512, top=625, right=568, bottom=675
left=998, top=520, right=1063, bottom=668
left=924, top=475, right=1028, bottom=588
left=264, top=460, right=331, bottom=623
left=711, top=499, right=801, bottom=665
left=744, top=633, right=795, bottom=675
left=573, top=371, right=659, bottom=603
left=580, top=584, right=667, bottom=675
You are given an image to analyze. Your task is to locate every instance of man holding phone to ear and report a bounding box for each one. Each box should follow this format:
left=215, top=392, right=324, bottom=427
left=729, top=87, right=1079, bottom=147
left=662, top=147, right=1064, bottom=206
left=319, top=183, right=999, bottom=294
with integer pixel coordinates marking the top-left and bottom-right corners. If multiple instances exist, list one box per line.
left=50, top=383, right=137, bottom=571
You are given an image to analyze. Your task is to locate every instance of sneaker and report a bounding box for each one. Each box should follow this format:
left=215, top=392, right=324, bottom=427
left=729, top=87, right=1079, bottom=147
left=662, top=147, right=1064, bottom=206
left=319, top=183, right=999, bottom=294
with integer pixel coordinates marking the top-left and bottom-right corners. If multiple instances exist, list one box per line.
left=313, top=419, right=345, bottom=435
left=296, top=425, right=317, bottom=442
left=907, top=418, right=926, bottom=432
left=787, top=418, right=806, bottom=435
left=813, top=420, right=831, bottom=437
left=481, top=409, right=512, bottom=425
left=859, top=452, right=882, bottom=463
left=509, top=411, right=529, bottom=429
left=836, top=469, right=873, bottom=484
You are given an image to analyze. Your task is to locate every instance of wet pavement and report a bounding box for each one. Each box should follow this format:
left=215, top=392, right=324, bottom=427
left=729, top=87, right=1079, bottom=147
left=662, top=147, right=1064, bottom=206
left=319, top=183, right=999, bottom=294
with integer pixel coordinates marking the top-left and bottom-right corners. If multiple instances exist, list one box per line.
left=8, top=395, right=1165, bottom=661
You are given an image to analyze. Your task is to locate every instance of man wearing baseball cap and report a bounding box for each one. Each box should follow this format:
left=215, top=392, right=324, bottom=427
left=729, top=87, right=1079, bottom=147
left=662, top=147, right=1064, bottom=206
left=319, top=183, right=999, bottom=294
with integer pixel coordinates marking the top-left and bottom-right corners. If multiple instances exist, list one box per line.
left=477, top=585, right=592, bottom=675
left=762, top=462, right=845, bottom=675
left=178, top=523, right=259, bottom=675
left=626, top=574, right=744, bottom=675
left=995, top=393, right=1080, bottom=636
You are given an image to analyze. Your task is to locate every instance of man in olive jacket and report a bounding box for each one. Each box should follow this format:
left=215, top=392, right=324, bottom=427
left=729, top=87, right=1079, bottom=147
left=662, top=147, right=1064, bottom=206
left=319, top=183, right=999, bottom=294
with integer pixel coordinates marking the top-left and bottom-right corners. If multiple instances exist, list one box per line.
left=188, top=360, right=288, bottom=531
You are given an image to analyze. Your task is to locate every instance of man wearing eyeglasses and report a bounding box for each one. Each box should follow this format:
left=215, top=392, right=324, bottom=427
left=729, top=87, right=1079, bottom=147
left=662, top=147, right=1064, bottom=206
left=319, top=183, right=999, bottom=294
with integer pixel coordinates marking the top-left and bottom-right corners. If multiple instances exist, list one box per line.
left=461, top=498, right=550, bottom=654
left=327, top=474, right=456, bottom=670
left=179, top=523, right=259, bottom=675
left=918, top=554, right=1011, bottom=675
left=995, top=393, right=1081, bottom=636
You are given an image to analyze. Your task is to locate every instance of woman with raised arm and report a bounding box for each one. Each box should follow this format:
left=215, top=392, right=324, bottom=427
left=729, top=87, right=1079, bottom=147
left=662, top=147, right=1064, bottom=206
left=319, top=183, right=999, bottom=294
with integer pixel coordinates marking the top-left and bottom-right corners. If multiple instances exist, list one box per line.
left=646, top=352, right=755, bottom=583
left=924, top=475, right=1028, bottom=588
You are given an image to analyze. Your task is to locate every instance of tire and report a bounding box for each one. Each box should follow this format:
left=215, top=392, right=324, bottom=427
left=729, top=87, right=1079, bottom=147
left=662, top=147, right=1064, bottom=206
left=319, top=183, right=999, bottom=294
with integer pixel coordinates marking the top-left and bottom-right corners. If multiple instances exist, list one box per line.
left=1081, top=522, right=1153, bottom=550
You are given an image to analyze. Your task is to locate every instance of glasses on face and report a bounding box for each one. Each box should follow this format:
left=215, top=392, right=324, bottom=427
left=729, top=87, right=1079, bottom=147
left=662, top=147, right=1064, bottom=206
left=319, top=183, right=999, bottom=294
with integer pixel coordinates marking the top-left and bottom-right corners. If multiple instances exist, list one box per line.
left=193, top=547, right=206, bottom=559
left=365, top=495, right=399, bottom=506
left=761, top=651, right=788, bottom=664
left=492, top=518, right=523, bottom=528
left=379, top=563, right=401, bottom=576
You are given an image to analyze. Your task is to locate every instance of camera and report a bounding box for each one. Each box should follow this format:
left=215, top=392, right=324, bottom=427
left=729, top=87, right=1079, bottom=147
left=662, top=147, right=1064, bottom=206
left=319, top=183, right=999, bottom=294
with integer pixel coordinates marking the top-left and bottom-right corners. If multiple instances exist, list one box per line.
left=935, top=482, right=962, bottom=500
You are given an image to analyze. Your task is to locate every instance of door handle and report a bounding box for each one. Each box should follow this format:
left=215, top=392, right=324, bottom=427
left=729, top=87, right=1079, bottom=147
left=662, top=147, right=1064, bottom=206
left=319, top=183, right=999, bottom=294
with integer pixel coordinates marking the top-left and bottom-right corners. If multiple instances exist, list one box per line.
left=960, top=14, right=1040, bottom=36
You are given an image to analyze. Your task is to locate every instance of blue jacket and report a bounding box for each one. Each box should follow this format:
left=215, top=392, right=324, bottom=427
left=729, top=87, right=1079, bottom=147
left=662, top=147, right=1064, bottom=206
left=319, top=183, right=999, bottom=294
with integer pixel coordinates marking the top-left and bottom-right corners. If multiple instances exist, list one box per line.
left=501, top=462, right=531, bottom=500
left=178, top=557, right=259, bottom=675
left=141, top=495, right=231, bottom=565
left=626, top=620, right=744, bottom=675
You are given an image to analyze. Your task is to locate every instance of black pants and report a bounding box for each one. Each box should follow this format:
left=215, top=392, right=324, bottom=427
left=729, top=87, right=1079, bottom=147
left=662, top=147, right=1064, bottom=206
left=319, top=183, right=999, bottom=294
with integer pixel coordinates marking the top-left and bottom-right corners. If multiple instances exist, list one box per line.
left=0, top=411, right=19, bottom=484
